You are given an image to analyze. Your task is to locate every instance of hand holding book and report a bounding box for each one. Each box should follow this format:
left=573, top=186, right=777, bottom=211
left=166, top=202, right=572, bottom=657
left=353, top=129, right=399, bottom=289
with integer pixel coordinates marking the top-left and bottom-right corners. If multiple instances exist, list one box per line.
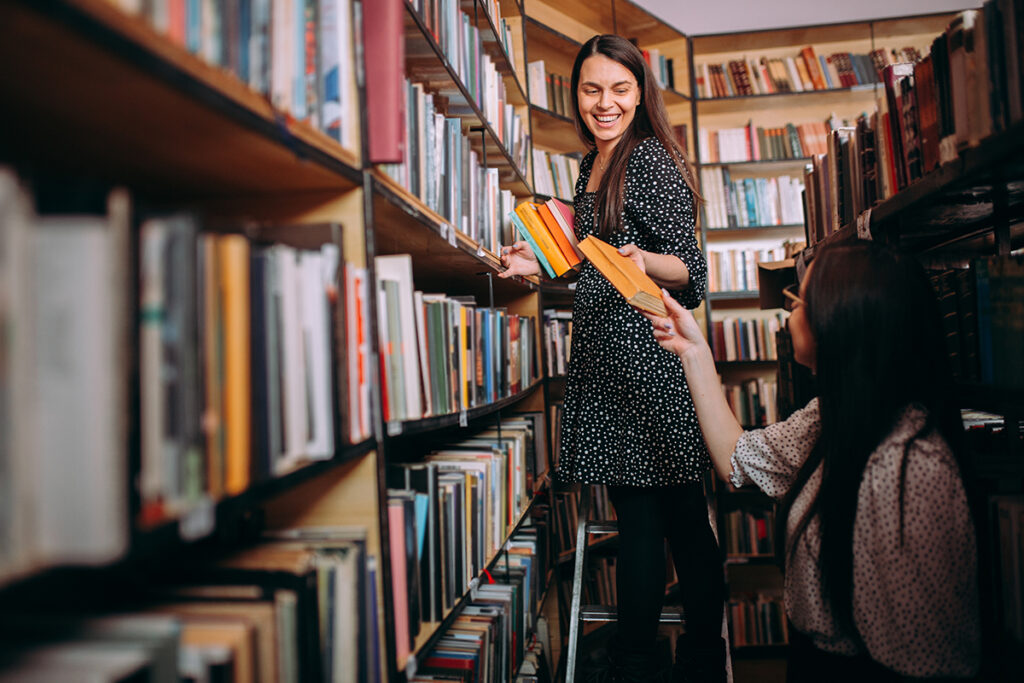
left=577, top=235, right=668, bottom=316
left=498, top=241, right=541, bottom=279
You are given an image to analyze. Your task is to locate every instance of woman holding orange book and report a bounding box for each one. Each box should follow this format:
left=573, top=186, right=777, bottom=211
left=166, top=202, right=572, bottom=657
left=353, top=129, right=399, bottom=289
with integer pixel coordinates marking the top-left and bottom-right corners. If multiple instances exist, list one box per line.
left=500, top=34, right=723, bottom=683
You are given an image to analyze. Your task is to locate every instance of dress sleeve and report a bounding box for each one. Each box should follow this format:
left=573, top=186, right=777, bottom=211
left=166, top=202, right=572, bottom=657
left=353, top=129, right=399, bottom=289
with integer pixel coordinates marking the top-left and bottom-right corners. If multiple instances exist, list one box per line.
left=729, top=398, right=820, bottom=499
left=625, top=138, right=706, bottom=309
left=853, top=435, right=981, bottom=677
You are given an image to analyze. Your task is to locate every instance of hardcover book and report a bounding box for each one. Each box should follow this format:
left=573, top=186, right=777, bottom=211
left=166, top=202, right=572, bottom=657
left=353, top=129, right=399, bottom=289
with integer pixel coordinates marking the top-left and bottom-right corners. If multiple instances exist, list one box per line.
left=576, top=236, right=667, bottom=316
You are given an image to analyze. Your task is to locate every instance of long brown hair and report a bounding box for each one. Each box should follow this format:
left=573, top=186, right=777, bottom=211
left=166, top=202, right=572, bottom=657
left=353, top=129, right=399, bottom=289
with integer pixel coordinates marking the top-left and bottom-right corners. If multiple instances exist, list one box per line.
left=570, top=34, right=701, bottom=238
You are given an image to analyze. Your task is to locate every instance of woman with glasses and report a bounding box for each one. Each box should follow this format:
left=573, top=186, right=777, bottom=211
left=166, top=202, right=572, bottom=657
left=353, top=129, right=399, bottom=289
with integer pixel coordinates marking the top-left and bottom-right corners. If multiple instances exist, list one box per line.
left=645, top=240, right=980, bottom=681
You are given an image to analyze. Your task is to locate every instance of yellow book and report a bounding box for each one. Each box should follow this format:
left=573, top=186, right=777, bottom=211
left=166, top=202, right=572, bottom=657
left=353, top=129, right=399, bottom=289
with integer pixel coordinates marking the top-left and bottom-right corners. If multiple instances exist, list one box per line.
left=577, top=235, right=668, bottom=316
left=217, top=235, right=251, bottom=496
left=514, top=202, right=573, bottom=276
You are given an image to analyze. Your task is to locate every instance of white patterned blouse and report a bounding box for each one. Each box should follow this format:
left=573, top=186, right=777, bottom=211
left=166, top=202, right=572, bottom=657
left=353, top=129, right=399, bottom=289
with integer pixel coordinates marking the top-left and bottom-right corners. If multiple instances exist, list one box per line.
left=730, top=398, right=980, bottom=678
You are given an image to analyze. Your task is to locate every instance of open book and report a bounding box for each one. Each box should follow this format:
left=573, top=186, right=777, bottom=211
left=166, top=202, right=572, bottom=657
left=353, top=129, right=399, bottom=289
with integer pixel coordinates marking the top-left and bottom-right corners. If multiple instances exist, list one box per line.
left=577, top=235, right=668, bottom=316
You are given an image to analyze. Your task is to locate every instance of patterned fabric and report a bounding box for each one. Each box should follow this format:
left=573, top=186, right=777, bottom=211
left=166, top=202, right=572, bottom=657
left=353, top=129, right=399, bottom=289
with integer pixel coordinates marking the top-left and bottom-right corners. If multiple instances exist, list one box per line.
left=731, top=398, right=981, bottom=677
left=558, top=137, right=709, bottom=487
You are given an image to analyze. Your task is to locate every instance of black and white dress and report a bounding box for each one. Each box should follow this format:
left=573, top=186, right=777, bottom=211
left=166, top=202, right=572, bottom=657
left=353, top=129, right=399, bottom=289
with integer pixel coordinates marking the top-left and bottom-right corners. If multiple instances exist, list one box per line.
left=558, top=137, right=709, bottom=487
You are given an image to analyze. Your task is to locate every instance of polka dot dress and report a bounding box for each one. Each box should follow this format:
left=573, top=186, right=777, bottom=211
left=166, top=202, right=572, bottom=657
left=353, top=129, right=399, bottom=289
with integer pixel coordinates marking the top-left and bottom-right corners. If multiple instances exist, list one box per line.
left=731, top=398, right=980, bottom=677
left=558, top=137, right=709, bottom=487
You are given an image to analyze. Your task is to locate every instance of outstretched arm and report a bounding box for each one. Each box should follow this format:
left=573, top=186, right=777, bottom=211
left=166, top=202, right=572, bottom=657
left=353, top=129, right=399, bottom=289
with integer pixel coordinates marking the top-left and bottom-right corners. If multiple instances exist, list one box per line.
left=645, top=289, right=743, bottom=480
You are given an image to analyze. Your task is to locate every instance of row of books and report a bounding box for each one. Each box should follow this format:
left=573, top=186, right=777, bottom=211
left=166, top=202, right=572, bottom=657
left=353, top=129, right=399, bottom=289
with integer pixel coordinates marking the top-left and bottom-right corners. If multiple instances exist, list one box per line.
left=0, top=527, right=380, bottom=682
left=381, top=78, right=519, bottom=256
left=927, top=257, right=1024, bottom=388
left=0, top=169, right=377, bottom=583
left=724, top=377, right=779, bottom=429
left=728, top=592, right=789, bottom=647
left=527, top=61, right=572, bottom=118
left=723, top=507, right=775, bottom=557
left=698, top=120, right=832, bottom=164
left=375, top=254, right=538, bottom=423
left=804, top=4, right=1021, bottom=244
left=413, top=519, right=550, bottom=682
left=531, top=150, right=581, bottom=204
left=711, top=314, right=787, bottom=363
left=118, top=0, right=360, bottom=149
left=699, top=167, right=805, bottom=229
left=141, top=226, right=356, bottom=526
left=410, top=0, right=525, bottom=160
left=695, top=44, right=921, bottom=99
left=385, top=418, right=546, bottom=665
left=464, top=0, right=519, bottom=70
left=642, top=47, right=680, bottom=92
left=542, top=309, right=573, bottom=377
left=707, top=245, right=788, bottom=293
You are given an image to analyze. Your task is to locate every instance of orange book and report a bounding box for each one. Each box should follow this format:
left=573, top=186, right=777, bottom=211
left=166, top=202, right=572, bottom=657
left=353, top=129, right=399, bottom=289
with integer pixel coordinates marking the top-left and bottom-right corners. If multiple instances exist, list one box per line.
left=577, top=235, right=668, bottom=316
left=217, top=235, right=251, bottom=496
left=801, top=46, right=828, bottom=90
left=536, top=202, right=582, bottom=269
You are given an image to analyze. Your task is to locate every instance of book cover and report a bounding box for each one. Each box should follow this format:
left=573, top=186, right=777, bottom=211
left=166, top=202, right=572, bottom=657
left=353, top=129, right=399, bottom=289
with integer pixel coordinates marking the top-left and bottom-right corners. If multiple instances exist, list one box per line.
left=576, top=236, right=667, bottom=316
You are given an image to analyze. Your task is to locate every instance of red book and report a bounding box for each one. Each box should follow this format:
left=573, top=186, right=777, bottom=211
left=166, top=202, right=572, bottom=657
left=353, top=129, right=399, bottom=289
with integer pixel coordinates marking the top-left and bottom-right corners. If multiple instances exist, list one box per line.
left=363, top=0, right=405, bottom=162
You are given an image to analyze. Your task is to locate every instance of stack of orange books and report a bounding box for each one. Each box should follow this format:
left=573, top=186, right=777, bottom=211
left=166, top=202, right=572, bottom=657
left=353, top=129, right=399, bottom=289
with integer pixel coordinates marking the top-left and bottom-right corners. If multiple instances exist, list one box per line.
left=507, top=198, right=583, bottom=278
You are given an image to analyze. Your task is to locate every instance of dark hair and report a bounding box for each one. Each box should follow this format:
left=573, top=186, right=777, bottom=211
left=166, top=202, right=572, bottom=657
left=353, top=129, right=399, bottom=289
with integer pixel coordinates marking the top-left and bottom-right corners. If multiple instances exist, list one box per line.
left=777, top=240, right=967, bottom=637
left=570, top=35, right=701, bottom=239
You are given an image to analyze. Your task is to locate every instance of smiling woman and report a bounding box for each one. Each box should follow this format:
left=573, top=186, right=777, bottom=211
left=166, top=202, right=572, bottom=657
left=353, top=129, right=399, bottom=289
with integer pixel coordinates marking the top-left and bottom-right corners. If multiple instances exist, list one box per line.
left=498, top=33, right=723, bottom=683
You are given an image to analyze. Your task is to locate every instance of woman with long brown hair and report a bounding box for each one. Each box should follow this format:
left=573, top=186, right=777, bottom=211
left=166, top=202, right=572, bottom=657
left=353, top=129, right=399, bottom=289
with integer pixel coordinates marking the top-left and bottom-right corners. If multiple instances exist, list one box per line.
left=501, top=34, right=725, bottom=683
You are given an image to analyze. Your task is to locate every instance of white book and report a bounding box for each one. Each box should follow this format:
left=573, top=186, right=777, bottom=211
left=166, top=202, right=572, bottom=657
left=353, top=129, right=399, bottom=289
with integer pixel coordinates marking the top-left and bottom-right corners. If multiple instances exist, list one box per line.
left=301, top=249, right=334, bottom=460
left=0, top=168, right=36, bottom=583
left=31, top=192, right=130, bottom=566
left=375, top=254, right=423, bottom=420
left=274, top=246, right=308, bottom=467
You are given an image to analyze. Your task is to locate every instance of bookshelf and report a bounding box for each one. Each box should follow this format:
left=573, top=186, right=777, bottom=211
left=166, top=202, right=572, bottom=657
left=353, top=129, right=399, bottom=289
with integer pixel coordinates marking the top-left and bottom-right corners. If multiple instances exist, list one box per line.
left=0, top=1, right=562, bottom=682
left=688, top=12, right=959, bottom=677
left=744, top=4, right=1024, bottom=680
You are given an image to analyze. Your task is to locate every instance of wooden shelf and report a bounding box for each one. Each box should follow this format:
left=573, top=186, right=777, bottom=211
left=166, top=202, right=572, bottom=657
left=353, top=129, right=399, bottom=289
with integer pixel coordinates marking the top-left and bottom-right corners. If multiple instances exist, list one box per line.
left=699, top=157, right=813, bottom=170
left=708, top=290, right=760, bottom=301
left=133, top=439, right=377, bottom=559
left=384, top=379, right=545, bottom=439
left=404, top=2, right=533, bottom=196
left=0, top=0, right=363, bottom=199
left=696, top=83, right=880, bottom=115
left=705, top=224, right=805, bottom=235
left=690, top=11, right=953, bottom=53
left=371, top=170, right=541, bottom=300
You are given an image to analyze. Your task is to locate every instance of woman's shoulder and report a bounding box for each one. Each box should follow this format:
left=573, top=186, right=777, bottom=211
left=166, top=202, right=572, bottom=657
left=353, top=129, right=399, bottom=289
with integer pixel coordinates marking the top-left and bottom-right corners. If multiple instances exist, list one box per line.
left=868, top=405, right=960, bottom=479
left=628, top=136, right=671, bottom=164
left=626, top=136, right=684, bottom=182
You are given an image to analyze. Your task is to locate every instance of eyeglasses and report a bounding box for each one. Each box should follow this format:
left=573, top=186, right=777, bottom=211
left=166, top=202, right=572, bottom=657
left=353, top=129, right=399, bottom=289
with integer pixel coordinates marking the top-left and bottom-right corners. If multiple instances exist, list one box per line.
left=781, top=283, right=804, bottom=311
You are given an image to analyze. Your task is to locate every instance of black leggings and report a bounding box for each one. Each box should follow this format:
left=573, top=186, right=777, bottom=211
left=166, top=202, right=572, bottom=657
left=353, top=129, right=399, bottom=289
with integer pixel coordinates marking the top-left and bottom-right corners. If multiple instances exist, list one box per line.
left=607, top=481, right=725, bottom=649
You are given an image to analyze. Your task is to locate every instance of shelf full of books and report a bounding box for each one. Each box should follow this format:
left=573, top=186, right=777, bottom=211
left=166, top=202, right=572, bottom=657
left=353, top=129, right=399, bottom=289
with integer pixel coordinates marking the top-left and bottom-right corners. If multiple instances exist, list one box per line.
left=404, top=0, right=532, bottom=195
left=0, top=0, right=365, bottom=196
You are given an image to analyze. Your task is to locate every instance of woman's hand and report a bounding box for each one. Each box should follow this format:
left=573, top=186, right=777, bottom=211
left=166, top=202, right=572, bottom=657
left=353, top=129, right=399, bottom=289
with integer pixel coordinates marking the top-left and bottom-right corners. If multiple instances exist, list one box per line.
left=617, top=243, right=647, bottom=273
left=644, top=288, right=709, bottom=359
left=498, top=241, right=541, bottom=278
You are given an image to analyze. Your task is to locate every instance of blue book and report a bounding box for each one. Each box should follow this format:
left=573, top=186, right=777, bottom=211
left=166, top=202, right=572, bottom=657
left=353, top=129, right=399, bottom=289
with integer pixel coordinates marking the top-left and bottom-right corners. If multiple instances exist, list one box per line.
left=509, top=213, right=556, bottom=278
left=819, top=55, right=833, bottom=89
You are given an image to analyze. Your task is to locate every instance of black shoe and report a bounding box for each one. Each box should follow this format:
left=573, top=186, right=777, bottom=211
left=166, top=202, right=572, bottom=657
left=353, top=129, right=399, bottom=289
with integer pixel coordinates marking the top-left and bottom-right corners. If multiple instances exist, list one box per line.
left=607, top=637, right=661, bottom=683
left=672, top=633, right=727, bottom=683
